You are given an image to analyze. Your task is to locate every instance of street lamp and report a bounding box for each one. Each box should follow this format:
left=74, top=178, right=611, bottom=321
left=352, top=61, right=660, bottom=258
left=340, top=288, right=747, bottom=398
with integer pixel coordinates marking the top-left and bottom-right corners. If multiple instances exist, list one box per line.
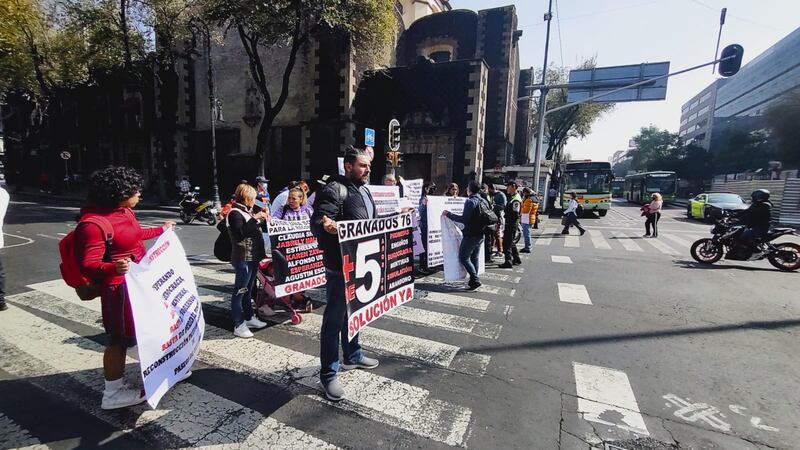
left=189, top=19, right=221, bottom=210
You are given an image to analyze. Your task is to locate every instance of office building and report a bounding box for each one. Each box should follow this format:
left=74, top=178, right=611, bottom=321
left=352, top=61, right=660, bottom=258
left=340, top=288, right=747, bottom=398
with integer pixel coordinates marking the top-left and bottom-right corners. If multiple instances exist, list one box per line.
left=679, top=79, right=727, bottom=150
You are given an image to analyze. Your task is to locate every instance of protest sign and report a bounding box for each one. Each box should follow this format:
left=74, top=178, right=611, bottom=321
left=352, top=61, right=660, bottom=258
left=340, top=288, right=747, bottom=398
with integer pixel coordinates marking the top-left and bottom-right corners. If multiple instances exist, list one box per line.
left=337, top=157, right=345, bottom=176
left=441, top=216, right=486, bottom=281
left=425, top=196, right=467, bottom=268
left=126, top=230, right=205, bottom=408
left=338, top=213, right=415, bottom=341
left=268, top=218, right=326, bottom=297
left=400, top=178, right=423, bottom=207
left=366, top=185, right=401, bottom=216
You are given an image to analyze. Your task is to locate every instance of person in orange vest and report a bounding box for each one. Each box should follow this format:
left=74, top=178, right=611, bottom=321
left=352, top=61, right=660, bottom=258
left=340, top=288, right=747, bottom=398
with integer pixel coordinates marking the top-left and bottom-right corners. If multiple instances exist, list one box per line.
left=520, top=188, right=540, bottom=253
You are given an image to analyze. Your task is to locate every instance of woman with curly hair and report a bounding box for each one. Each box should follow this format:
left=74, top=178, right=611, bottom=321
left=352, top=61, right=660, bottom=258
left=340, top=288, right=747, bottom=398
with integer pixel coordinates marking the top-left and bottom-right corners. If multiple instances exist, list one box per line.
left=74, top=166, right=176, bottom=410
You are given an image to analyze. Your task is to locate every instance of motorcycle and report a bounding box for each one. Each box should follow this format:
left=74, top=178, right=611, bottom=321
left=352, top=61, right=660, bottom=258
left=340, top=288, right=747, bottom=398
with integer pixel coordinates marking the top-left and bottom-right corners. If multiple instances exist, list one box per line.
left=179, top=193, right=217, bottom=225
left=690, top=212, right=800, bottom=271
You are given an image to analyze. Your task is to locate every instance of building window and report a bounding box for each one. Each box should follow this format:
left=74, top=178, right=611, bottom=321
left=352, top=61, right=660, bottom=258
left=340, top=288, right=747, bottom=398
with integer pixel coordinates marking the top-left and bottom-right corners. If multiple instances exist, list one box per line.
left=697, top=105, right=710, bottom=116
left=429, top=50, right=452, bottom=63
left=699, top=91, right=712, bottom=103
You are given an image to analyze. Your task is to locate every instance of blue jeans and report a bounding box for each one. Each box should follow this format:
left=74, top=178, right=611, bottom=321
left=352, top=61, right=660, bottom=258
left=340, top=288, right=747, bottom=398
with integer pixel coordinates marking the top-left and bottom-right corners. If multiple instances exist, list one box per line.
left=320, top=270, right=363, bottom=383
left=522, top=223, right=532, bottom=250
left=459, top=235, right=484, bottom=283
left=231, top=260, right=258, bottom=327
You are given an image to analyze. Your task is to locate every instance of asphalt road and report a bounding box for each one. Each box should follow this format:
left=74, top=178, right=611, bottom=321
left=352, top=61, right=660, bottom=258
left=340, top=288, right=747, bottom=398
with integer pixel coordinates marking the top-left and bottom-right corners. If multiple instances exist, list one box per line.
left=1, top=195, right=798, bottom=450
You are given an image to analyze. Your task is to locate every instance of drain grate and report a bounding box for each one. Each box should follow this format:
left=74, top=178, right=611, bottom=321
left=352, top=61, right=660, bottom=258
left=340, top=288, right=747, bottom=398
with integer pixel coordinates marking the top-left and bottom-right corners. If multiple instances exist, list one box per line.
left=604, top=437, right=678, bottom=450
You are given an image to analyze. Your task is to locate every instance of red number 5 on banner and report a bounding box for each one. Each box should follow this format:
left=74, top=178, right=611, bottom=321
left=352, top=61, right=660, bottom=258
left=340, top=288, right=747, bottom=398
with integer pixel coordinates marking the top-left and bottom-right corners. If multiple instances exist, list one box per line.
left=356, top=238, right=381, bottom=303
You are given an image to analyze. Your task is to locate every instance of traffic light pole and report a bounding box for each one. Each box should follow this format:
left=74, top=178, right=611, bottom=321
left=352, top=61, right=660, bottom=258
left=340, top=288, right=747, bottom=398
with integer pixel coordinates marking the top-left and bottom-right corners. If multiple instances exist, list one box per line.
left=530, top=0, right=553, bottom=201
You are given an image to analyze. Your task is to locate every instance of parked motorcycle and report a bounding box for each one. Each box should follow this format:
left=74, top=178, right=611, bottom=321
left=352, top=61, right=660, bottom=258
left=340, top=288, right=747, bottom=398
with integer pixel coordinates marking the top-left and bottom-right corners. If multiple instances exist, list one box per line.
left=690, top=212, right=800, bottom=271
left=179, top=189, right=217, bottom=225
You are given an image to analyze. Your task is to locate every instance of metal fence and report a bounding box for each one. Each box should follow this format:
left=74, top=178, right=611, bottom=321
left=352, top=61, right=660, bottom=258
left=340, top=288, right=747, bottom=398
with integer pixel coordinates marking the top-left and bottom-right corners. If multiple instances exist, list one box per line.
left=709, top=179, right=800, bottom=225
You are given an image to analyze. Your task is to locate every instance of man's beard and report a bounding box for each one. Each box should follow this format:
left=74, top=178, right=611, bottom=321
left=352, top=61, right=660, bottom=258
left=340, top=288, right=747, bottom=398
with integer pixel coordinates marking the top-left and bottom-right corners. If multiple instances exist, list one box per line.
left=348, top=172, right=368, bottom=185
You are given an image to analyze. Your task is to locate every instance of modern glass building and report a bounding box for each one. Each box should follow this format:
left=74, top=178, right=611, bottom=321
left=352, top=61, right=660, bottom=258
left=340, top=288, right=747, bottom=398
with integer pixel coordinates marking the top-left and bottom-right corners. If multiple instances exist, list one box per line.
left=709, top=26, right=800, bottom=167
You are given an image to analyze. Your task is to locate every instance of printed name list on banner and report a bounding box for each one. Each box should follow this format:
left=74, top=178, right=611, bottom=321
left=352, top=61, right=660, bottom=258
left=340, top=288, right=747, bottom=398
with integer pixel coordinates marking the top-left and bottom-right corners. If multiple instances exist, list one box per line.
left=425, top=196, right=467, bottom=268
left=126, top=230, right=205, bottom=408
left=268, top=218, right=326, bottom=297
left=366, top=185, right=400, bottom=216
left=338, top=213, right=415, bottom=341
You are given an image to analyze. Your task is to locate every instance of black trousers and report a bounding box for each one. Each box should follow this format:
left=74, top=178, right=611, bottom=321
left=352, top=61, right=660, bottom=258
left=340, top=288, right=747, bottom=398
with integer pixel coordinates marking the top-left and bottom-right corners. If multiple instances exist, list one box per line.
left=561, top=212, right=585, bottom=234
left=645, top=212, right=661, bottom=236
left=484, top=229, right=495, bottom=261
left=503, top=224, right=520, bottom=264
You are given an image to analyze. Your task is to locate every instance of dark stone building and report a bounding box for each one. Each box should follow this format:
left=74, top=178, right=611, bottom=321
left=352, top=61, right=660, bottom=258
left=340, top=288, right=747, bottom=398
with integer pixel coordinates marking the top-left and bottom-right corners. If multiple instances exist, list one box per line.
left=514, top=68, right=534, bottom=165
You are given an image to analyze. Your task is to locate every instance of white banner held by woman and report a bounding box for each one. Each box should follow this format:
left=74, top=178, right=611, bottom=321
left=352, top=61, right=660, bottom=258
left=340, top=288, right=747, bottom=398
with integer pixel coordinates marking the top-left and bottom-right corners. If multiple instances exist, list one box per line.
left=126, top=230, right=205, bottom=408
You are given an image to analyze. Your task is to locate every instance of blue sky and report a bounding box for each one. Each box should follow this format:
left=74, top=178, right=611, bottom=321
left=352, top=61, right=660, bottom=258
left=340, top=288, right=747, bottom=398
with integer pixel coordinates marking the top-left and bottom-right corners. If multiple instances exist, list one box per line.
left=452, top=0, right=800, bottom=162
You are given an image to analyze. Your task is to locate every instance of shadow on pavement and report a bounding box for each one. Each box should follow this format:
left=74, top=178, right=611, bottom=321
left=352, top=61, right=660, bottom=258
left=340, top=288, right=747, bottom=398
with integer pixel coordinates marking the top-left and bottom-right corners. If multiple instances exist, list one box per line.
left=673, top=259, right=793, bottom=273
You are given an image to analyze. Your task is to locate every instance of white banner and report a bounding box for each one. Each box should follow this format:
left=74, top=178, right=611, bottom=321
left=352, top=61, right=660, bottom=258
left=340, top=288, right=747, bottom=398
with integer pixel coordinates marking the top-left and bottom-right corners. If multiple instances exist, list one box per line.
left=126, top=230, right=205, bottom=408
left=441, top=216, right=485, bottom=282
left=400, top=178, right=423, bottom=207
left=425, top=196, right=467, bottom=268
left=337, top=157, right=345, bottom=176
left=267, top=218, right=326, bottom=297
left=366, top=185, right=401, bottom=216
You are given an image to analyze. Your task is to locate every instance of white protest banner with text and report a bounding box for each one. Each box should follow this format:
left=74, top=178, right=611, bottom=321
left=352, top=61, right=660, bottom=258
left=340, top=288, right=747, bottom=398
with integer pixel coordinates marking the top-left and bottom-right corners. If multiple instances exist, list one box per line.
left=126, top=230, right=205, bottom=408
left=400, top=178, right=423, bottom=207
left=425, top=196, right=467, bottom=268
left=441, top=216, right=485, bottom=282
left=366, top=185, right=401, bottom=216
left=268, top=218, right=326, bottom=297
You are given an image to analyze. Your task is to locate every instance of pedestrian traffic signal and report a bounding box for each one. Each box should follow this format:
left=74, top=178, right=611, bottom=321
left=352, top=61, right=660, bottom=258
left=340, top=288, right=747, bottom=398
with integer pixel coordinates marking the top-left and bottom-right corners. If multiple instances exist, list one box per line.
left=718, top=44, right=744, bottom=77
left=388, top=119, right=401, bottom=151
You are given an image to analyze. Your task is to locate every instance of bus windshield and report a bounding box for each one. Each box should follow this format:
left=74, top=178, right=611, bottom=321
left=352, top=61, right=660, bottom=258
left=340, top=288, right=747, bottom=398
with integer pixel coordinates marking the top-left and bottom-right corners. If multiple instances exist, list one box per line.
left=645, top=175, right=676, bottom=194
left=564, top=171, right=612, bottom=194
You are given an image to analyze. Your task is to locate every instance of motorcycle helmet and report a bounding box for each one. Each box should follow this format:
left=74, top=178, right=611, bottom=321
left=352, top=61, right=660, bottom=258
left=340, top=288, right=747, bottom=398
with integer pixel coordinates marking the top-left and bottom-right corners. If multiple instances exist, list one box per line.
left=751, top=189, right=770, bottom=202
left=193, top=186, right=201, bottom=192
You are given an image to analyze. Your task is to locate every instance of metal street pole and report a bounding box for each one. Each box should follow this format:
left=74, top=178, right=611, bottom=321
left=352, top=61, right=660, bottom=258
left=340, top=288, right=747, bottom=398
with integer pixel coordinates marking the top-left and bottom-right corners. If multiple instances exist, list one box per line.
left=202, top=24, right=221, bottom=209
left=712, top=8, right=727, bottom=74
left=532, top=0, right=553, bottom=203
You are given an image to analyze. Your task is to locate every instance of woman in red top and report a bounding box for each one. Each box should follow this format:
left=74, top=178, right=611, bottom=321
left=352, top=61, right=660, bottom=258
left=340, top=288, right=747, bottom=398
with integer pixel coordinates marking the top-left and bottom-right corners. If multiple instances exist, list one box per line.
left=75, top=167, right=176, bottom=410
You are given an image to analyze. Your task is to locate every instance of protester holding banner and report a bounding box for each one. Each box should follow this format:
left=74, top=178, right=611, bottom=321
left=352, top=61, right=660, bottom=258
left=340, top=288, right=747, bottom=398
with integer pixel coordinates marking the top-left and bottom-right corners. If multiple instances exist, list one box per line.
left=446, top=182, right=460, bottom=198
left=382, top=174, right=396, bottom=186
left=273, top=187, right=313, bottom=221
left=499, top=181, right=523, bottom=269
left=417, top=181, right=436, bottom=273
left=310, top=147, right=379, bottom=402
left=227, top=183, right=270, bottom=338
left=74, top=166, right=176, bottom=410
left=442, top=181, right=486, bottom=290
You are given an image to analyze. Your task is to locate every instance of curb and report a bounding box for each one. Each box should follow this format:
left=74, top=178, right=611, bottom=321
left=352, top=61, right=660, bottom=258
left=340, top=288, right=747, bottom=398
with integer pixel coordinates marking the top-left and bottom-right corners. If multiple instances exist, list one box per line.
left=11, top=191, right=179, bottom=212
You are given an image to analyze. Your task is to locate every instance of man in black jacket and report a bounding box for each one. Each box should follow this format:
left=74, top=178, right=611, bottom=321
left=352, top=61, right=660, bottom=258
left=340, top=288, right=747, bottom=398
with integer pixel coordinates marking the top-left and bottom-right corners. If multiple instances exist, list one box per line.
left=499, top=182, right=523, bottom=268
left=443, top=181, right=486, bottom=290
left=738, top=189, right=772, bottom=248
left=310, top=147, right=379, bottom=401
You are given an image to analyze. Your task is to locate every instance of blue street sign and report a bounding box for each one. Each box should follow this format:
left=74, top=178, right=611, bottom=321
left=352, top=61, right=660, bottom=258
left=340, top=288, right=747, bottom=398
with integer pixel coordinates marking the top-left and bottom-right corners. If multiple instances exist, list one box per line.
left=365, top=128, right=375, bottom=147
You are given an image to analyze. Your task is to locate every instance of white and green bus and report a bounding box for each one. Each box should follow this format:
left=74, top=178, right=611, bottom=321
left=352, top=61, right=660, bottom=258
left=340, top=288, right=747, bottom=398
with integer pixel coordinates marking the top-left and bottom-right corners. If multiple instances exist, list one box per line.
left=559, top=161, right=614, bottom=216
left=623, top=171, right=678, bottom=204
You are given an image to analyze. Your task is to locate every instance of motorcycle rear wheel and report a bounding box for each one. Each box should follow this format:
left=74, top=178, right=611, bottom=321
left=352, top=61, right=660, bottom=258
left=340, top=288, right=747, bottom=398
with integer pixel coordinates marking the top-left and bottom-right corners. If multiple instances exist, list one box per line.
left=690, top=238, right=723, bottom=264
left=205, top=214, right=217, bottom=226
left=179, top=211, right=192, bottom=224
left=767, top=243, right=800, bottom=272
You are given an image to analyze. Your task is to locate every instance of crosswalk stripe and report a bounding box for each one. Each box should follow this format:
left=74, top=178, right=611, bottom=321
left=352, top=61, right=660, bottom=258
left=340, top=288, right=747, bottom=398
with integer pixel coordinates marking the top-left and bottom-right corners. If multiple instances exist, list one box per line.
left=573, top=362, right=649, bottom=436
left=551, top=255, right=572, bottom=264
left=385, top=305, right=502, bottom=339
left=557, top=283, right=592, bottom=305
left=642, top=236, right=680, bottom=255
left=429, top=271, right=521, bottom=284
left=196, top=288, right=491, bottom=376
left=0, top=300, right=337, bottom=449
left=588, top=230, right=611, bottom=250
left=475, top=284, right=516, bottom=297
left=684, top=234, right=705, bottom=243
left=0, top=411, right=50, bottom=450
left=419, top=290, right=491, bottom=311
left=535, top=227, right=558, bottom=246
left=611, top=231, right=643, bottom=252
left=661, top=233, right=693, bottom=248
left=564, top=235, right=580, bottom=248
left=13, top=287, right=473, bottom=447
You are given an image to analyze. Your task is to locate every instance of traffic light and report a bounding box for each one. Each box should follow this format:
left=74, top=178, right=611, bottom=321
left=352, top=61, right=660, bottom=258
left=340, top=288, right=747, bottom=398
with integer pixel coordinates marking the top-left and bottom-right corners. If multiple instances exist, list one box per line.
left=388, top=118, right=401, bottom=151
left=718, top=44, right=744, bottom=77
left=386, top=151, right=402, bottom=167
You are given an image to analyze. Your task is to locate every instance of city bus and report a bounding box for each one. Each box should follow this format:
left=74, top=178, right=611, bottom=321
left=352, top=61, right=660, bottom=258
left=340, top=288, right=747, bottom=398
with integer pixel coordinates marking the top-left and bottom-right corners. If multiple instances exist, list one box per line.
left=623, top=171, right=678, bottom=203
left=559, top=160, right=613, bottom=216
left=611, top=178, right=625, bottom=197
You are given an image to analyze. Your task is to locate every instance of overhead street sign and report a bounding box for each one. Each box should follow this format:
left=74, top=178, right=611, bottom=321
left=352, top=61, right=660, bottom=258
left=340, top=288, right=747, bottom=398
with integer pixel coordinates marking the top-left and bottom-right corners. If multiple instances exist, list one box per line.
left=567, top=62, right=670, bottom=103
left=365, top=128, right=375, bottom=147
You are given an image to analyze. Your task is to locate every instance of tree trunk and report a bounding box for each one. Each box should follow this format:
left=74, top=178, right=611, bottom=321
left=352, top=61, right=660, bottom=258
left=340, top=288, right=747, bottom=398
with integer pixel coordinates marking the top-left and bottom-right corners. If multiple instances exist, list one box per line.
left=119, top=0, right=132, bottom=70
left=255, top=112, right=275, bottom=177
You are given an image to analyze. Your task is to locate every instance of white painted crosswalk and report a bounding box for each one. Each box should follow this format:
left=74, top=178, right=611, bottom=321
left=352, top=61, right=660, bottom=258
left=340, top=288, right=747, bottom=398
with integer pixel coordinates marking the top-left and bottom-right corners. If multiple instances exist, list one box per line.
left=573, top=362, right=649, bottom=436
left=530, top=228, right=700, bottom=256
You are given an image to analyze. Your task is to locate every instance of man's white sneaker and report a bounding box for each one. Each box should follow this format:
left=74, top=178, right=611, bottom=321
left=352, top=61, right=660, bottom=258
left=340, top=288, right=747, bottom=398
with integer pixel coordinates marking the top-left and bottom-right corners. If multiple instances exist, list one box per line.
left=233, top=322, right=254, bottom=338
left=258, top=304, right=277, bottom=317
left=245, top=317, right=268, bottom=329
left=101, top=386, right=146, bottom=410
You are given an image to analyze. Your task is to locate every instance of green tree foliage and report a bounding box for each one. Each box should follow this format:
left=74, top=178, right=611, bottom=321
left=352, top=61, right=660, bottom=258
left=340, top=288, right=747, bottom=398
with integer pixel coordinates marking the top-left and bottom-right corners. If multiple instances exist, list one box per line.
left=529, top=59, right=615, bottom=163
left=627, top=126, right=714, bottom=183
left=206, top=0, right=397, bottom=174
left=764, top=88, right=800, bottom=166
left=712, top=128, right=773, bottom=174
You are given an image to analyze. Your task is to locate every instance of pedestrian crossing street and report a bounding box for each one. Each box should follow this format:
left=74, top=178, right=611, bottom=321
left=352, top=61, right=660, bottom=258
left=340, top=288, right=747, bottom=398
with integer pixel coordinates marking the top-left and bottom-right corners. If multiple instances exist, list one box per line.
left=0, top=255, right=694, bottom=449
left=533, top=226, right=705, bottom=256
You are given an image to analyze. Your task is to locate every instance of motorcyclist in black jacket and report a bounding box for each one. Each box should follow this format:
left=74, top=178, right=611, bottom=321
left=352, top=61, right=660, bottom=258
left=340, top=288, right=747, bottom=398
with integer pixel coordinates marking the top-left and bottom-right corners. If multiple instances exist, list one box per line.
left=737, top=189, right=772, bottom=247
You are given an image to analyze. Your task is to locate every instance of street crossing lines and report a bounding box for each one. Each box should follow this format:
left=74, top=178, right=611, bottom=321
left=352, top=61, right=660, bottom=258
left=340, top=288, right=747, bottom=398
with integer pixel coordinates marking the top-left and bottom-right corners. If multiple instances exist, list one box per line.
left=611, top=231, right=643, bottom=252
left=573, top=362, right=649, bottom=436
left=428, top=271, right=521, bottom=284
left=535, top=227, right=559, bottom=246
left=10, top=287, right=473, bottom=447
left=0, top=301, right=337, bottom=450
left=588, top=230, right=611, bottom=250
left=661, top=233, right=694, bottom=248
left=642, top=237, right=680, bottom=255
left=385, top=305, right=502, bottom=339
left=557, top=283, right=592, bottom=305
left=564, top=235, right=580, bottom=248
left=418, top=290, right=492, bottom=312
left=551, top=255, right=573, bottom=264
left=0, top=412, right=50, bottom=450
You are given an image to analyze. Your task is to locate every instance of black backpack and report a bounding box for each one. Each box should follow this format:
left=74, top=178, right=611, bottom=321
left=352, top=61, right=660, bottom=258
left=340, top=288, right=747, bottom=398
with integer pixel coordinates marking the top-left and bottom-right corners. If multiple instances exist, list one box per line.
left=213, top=219, right=231, bottom=262
left=472, top=197, right=498, bottom=229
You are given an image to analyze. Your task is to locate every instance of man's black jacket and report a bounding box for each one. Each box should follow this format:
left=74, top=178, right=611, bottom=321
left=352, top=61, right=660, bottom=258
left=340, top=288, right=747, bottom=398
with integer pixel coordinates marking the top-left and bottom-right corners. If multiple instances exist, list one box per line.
left=310, top=175, right=376, bottom=271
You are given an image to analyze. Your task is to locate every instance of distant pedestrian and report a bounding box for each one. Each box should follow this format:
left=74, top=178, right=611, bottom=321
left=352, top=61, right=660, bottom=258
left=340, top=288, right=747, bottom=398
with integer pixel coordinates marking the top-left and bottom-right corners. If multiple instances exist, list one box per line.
left=499, top=182, right=522, bottom=268
left=178, top=176, right=191, bottom=196
left=226, top=183, right=270, bottom=339
left=442, top=181, right=486, bottom=290
left=643, top=192, right=663, bottom=238
left=0, top=185, right=8, bottom=311
left=310, top=147, right=380, bottom=402
left=547, top=186, right=558, bottom=213
left=382, top=174, right=397, bottom=186
left=520, top=188, right=538, bottom=253
left=74, top=167, right=177, bottom=410
left=561, top=192, right=586, bottom=236
left=446, top=182, right=460, bottom=198
left=480, top=184, right=495, bottom=263
left=255, top=176, right=270, bottom=205
left=488, top=184, right=506, bottom=257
